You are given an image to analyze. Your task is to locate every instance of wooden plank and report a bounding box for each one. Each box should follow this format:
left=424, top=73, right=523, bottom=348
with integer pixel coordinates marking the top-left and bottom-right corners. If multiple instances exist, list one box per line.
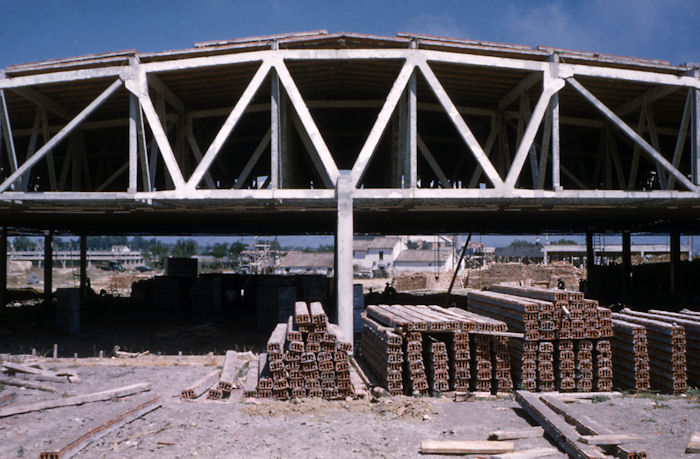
left=515, top=391, right=606, bottom=459
left=39, top=396, right=161, bottom=459
left=0, top=382, right=151, bottom=418
left=181, top=369, right=220, bottom=399
left=488, top=427, right=544, bottom=440
left=541, top=395, right=646, bottom=458
left=420, top=440, right=514, bottom=454
left=579, top=434, right=644, bottom=445
left=686, top=432, right=700, bottom=453
left=490, top=448, right=559, bottom=459
left=0, top=375, right=56, bottom=392
left=0, top=393, right=17, bottom=407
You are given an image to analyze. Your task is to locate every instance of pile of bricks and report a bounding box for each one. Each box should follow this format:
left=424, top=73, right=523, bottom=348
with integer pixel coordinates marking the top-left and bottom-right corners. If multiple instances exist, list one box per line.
left=360, top=313, right=404, bottom=395
left=611, top=319, right=650, bottom=391
left=255, top=301, right=355, bottom=400
left=612, top=310, right=687, bottom=394
left=361, top=304, right=511, bottom=395
left=469, top=285, right=613, bottom=392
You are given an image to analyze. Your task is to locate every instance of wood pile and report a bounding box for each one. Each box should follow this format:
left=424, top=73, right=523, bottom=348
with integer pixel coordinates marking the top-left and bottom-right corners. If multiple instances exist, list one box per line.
left=612, top=310, right=688, bottom=394
left=361, top=304, right=512, bottom=394
left=471, top=285, right=613, bottom=392
left=255, top=301, right=355, bottom=400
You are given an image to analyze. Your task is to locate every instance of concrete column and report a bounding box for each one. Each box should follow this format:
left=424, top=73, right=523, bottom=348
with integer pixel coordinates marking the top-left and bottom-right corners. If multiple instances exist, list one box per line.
left=335, top=171, right=354, bottom=342
left=80, top=233, right=87, bottom=299
left=670, top=230, right=681, bottom=304
left=44, top=231, right=53, bottom=305
left=691, top=84, right=699, bottom=185
left=622, top=231, right=631, bottom=305
left=0, top=228, right=7, bottom=308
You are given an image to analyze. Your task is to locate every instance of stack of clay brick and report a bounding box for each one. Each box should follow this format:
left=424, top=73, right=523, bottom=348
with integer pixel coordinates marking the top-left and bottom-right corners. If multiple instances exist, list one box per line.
left=468, top=285, right=613, bottom=392
left=610, top=318, right=650, bottom=392
left=254, top=301, right=354, bottom=400
left=612, top=308, right=690, bottom=395
left=361, top=304, right=512, bottom=395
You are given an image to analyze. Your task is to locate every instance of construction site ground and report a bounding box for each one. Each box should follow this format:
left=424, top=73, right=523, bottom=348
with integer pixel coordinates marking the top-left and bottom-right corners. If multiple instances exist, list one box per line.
left=1, top=361, right=698, bottom=458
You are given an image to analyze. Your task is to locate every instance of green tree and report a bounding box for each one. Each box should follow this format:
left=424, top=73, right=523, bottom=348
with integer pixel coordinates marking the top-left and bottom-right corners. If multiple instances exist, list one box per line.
left=510, top=240, right=535, bottom=247
left=211, top=243, right=229, bottom=261
left=130, top=236, right=151, bottom=251
left=551, top=238, right=577, bottom=245
left=146, top=242, right=170, bottom=268
left=171, top=239, right=197, bottom=258
left=405, top=240, right=419, bottom=250
left=12, top=236, right=35, bottom=251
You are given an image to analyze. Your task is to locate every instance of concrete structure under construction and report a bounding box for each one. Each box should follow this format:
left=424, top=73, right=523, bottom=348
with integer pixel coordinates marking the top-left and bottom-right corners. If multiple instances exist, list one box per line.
left=1, top=31, right=700, bottom=338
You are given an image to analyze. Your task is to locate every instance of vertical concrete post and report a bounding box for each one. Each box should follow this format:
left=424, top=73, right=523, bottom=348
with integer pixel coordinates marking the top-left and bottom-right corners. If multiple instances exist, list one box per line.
left=670, top=230, right=681, bottom=305
left=335, top=171, right=354, bottom=342
left=0, top=228, right=7, bottom=308
left=270, top=67, right=282, bottom=189
left=622, top=231, right=631, bottom=305
left=44, top=231, right=53, bottom=305
left=80, top=233, right=87, bottom=300
left=691, top=82, right=699, bottom=185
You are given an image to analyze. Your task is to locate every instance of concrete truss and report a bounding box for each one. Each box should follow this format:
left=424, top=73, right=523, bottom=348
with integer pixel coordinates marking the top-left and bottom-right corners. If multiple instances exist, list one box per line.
left=0, top=32, right=698, bottom=234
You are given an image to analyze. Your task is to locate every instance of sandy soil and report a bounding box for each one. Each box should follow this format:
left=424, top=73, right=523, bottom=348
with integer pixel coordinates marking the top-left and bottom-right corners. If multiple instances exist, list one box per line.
left=1, top=363, right=697, bottom=458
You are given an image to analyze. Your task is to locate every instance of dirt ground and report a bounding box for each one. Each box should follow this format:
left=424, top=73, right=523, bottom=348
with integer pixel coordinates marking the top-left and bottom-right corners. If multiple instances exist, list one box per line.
left=1, top=362, right=698, bottom=458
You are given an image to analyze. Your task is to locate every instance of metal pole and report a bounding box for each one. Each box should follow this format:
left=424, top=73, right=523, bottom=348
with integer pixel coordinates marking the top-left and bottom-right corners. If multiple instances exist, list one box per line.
left=44, top=231, right=53, bottom=305
left=80, top=233, right=87, bottom=300
left=670, top=230, right=681, bottom=308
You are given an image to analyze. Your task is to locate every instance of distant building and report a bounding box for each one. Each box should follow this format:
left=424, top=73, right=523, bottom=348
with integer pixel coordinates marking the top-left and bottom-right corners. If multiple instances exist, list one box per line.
left=393, top=249, right=456, bottom=274
left=353, top=236, right=402, bottom=277
left=494, top=245, right=543, bottom=263
left=274, top=251, right=334, bottom=276
left=111, top=245, right=131, bottom=253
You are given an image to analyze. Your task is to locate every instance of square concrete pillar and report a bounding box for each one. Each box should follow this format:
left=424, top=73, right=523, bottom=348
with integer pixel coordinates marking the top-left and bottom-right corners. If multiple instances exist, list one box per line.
left=622, top=231, right=631, bottom=305
left=335, top=171, right=354, bottom=342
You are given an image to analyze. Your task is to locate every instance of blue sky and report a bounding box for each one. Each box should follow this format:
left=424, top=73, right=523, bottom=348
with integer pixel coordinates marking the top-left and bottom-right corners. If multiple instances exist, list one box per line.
left=1, top=0, right=699, bottom=68
left=1, top=1, right=698, bottom=250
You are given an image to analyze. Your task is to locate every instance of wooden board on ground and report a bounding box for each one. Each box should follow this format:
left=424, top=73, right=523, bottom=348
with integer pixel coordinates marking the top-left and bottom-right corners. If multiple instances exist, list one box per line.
left=579, top=434, right=644, bottom=445
left=0, top=375, right=56, bottom=392
left=489, top=427, right=544, bottom=440
left=420, top=440, right=515, bottom=454
left=0, top=382, right=151, bottom=418
left=39, top=396, right=161, bottom=459
left=490, top=447, right=560, bottom=459
left=687, top=432, right=700, bottom=453
left=515, top=391, right=607, bottom=459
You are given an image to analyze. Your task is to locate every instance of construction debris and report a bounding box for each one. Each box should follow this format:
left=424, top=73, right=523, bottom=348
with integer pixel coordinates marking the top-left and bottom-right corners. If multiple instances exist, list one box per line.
left=38, top=397, right=161, bottom=459
left=611, top=319, right=650, bottom=391
left=686, top=432, right=700, bottom=454
left=0, top=375, right=56, bottom=392
left=0, top=382, right=152, bottom=418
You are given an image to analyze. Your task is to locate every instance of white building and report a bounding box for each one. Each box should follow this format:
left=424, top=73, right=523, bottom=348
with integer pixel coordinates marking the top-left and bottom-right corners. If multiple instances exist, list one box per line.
left=353, top=236, right=402, bottom=277
left=393, top=249, right=456, bottom=274
left=274, top=251, right=334, bottom=276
